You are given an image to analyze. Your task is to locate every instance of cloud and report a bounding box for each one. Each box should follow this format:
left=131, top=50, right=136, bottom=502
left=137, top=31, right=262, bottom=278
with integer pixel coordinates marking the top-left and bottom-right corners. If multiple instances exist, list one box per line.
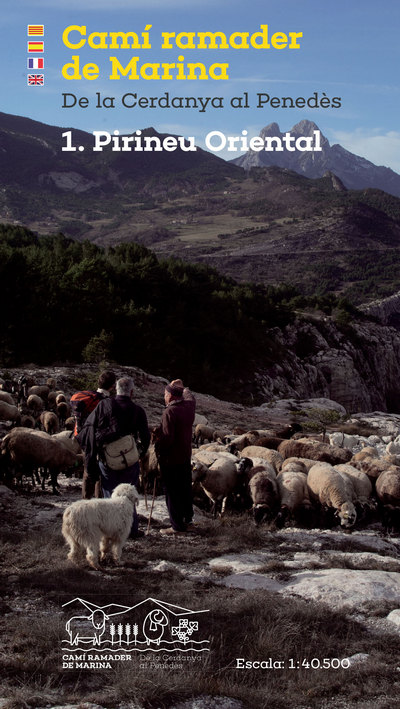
left=332, top=129, right=400, bottom=174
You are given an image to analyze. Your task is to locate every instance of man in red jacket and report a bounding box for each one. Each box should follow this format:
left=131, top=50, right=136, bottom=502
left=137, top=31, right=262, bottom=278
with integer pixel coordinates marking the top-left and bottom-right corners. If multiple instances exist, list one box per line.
left=157, top=379, right=196, bottom=535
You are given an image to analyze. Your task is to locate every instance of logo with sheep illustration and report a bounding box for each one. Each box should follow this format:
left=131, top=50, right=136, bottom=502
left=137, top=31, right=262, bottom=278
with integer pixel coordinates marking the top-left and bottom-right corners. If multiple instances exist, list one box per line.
left=62, top=597, right=210, bottom=653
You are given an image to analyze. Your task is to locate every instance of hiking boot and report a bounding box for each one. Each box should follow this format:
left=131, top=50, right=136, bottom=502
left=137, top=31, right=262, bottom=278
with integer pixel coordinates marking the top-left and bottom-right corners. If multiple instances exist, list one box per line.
left=160, top=527, right=186, bottom=536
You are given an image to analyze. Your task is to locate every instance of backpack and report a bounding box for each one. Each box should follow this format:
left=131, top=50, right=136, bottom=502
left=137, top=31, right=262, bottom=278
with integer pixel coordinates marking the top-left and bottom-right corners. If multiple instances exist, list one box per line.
left=70, top=390, right=102, bottom=435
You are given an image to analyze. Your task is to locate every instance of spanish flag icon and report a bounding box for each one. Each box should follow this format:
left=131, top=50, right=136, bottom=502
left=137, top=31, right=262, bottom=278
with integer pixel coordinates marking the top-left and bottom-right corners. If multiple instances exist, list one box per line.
left=28, top=41, right=44, bottom=52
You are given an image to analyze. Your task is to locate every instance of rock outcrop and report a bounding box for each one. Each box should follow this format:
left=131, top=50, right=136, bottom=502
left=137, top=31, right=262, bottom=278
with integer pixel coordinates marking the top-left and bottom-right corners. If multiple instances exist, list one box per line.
left=250, top=315, right=400, bottom=413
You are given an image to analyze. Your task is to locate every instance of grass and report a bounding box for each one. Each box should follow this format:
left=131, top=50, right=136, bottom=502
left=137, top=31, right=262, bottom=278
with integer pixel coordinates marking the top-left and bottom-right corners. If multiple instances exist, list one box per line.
left=1, top=495, right=400, bottom=709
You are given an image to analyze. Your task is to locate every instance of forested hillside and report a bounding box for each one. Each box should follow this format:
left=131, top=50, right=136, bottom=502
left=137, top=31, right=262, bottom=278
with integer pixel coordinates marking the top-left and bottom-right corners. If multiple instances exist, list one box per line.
left=0, top=224, right=300, bottom=398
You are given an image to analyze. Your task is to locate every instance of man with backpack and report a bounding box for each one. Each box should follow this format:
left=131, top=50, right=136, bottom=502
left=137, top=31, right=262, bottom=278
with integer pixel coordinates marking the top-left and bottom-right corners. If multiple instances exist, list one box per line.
left=77, top=376, right=150, bottom=538
left=71, top=370, right=116, bottom=499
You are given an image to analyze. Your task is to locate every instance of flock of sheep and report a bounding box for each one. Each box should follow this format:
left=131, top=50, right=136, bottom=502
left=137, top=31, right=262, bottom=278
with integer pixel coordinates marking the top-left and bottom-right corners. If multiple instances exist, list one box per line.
left=0, top=376, right=82, bottom=494
left=1, top=374, right=400, bottom=535
left=189, top=423, right=400, bottom=533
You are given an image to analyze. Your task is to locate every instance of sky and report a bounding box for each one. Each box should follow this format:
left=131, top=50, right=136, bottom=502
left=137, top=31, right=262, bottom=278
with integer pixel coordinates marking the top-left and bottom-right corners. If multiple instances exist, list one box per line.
left=3, top=0, right=400, bottom=170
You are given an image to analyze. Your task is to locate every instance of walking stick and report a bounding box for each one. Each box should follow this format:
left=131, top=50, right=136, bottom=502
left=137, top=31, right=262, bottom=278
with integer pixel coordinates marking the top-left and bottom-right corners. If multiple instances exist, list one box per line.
left=146, top=477, right=157, bottom=535
left=140, top=459, right=148, bottom=510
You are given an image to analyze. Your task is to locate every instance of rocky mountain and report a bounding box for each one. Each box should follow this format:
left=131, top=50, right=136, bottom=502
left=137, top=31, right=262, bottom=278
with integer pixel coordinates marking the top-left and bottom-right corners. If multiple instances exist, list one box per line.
left=249, top=313, right=400, bottom=413
left=232, top=120, right=400, bottom=198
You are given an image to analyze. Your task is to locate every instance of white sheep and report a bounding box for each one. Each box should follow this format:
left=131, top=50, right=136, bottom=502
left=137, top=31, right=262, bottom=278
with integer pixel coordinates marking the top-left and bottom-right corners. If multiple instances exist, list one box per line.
left=280, top=458, right=309, bottom=474
left=198, top=442, right=232, bottom=454
left=192, top=449, right=238, bottom=467
left=275, top=470, right=311, bottom=528
left=329, top=432, right=360, bottom=451
left=334, top=464, right=374, bottom=508
left=192, top=456, right=252, bottom=516
left=240, top=445, right=283, bottom=473
left=307, top=462, right=357, bottom=528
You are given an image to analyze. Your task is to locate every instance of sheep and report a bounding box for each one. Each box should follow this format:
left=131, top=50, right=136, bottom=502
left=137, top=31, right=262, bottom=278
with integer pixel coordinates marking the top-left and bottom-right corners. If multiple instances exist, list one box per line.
left=28, top=385, right=50, bottom=400
left=278, top=438, right=352, bottom=465
left=280, top=458, right=309, bottom=474
left=248, top=465, right=280, bottom=525
left=47, top=391, right=58, bottom=409
left=351, top=455, right=400, bottom=485
left=329, top=432, right=360, bottom=451
left=53, top=430, right=82, bottom=455
left=56, top=401, right=70, bottom=428
left=334, top=463, right=376, bottom=525
left=65, top=417, right=76, bottom=431
left=46, top=377, right=57, bottom=390
left=307, top=462, right=357, bottom=528
left=0, top=391, right=15, bottom=405
left=193, top=424, right=214, bottom=445
left=227, top=431, right=262, bottom=452
left=192, top=456, right=252, bottom=516
left=192, top=449, right=238, bottom=467
left=1, top=428, right=82, bottom=494
left=255, top=436, right=285, bottom=451
left=275, top=470, right=312, bottom=528
left=26, top=394, right=44, bottom=416
left=56, top=393, right=67, bottom=404
left=140, top=440, right=162, bottom=494
left=376, top=468, right=400, bottom=506
left=198, top=442, right=232, bottom=454
left=212, top=428, right=231, bottom=443
left=20, top=414, right=36, bottom=429
left=0, top=401, right=21, bottom=426
left=376, top=468, right=400, bottom=534
left=40, top=411, right=59, bottom=435
left=240, top=445, right=284, bottom=473
left=334, top=464, right=373, bottom=505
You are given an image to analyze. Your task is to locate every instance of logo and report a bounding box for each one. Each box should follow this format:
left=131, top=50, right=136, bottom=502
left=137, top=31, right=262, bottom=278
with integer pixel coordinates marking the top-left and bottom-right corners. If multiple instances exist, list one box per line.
left=27, top=74, right=44, bottom=86
left=27, top=41, right=44, bottom=53
left=27, top=25, right=44, bottom=36
left=61, top=597, right=210, bottom=668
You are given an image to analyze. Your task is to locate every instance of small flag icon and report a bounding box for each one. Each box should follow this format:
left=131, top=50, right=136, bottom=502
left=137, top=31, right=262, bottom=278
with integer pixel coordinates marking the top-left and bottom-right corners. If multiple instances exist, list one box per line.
left=27, top=74, right=44, bottom=86
left=28, top=57, right=44, bottom=69
left=28, top=41, right=44, bottom=53
left=28, top=25, right=44, bottom=36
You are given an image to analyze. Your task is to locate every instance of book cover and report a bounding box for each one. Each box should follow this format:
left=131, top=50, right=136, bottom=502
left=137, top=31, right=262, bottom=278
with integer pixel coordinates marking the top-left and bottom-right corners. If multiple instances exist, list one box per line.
left=1, top=2, right=399, bottom=708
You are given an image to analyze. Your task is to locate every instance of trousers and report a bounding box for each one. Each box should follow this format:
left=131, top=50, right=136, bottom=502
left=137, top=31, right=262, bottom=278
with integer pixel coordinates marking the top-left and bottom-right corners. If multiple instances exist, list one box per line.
left=161, top=461, right=193, bottom=531
left=99, top=460, right=140, bottom=536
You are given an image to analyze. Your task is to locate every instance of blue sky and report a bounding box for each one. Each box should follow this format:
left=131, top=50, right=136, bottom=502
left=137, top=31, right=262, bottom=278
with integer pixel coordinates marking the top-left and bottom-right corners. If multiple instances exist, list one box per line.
left=3, top=0, right=400, bottom=170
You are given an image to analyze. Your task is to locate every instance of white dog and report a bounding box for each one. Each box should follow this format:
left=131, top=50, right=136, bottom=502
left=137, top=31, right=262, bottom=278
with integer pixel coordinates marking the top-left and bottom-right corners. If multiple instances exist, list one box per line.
left=62, top=483, right=139, bottom=570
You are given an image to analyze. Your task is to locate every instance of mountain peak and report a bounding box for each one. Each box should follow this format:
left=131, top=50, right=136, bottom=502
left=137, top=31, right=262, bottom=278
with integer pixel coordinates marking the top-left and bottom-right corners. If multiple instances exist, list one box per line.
left=260, top=122, right=281, bottom=138
left=291, top=120, right=327, bottom=140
